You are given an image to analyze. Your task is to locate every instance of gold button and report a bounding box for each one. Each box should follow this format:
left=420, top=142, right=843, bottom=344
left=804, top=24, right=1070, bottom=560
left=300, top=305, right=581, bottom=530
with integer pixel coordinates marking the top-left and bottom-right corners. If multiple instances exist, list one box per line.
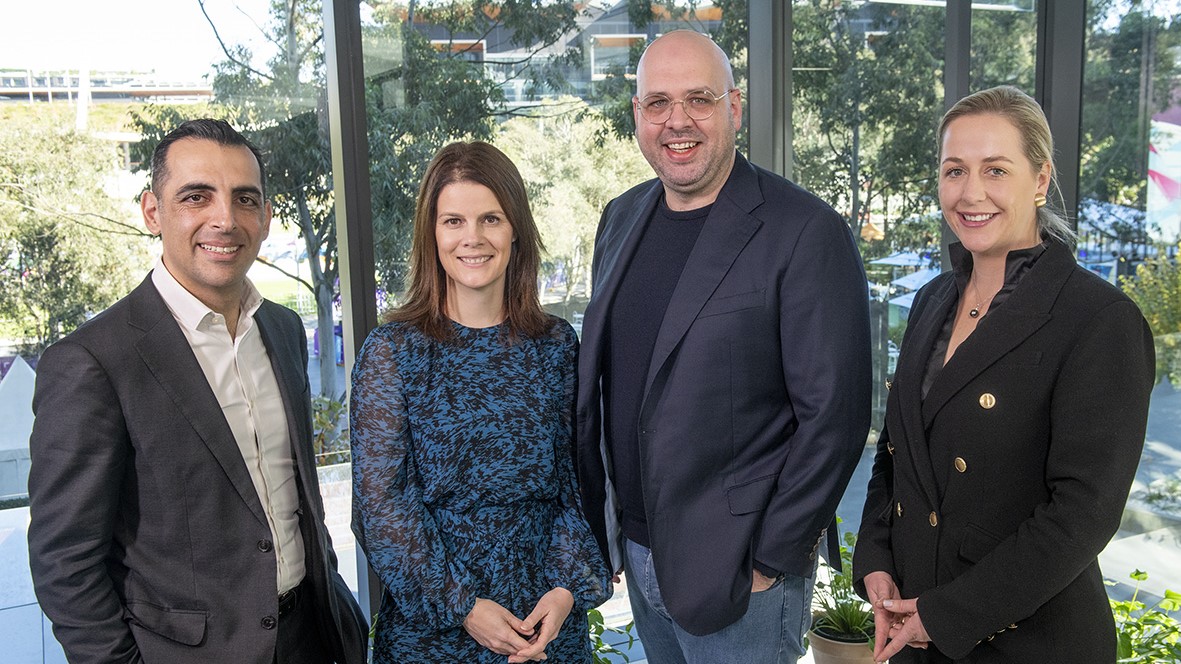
left=929, top=511, right=938, bottom=527
left=896, top=502, right=903, bottom=517
left=885, top=379, right=893, bottom=390
left=954, top=457, right=967, bottom=473
left=887, top=442, right=895, bottom=456
left=979, top=393, right=996, bottom=409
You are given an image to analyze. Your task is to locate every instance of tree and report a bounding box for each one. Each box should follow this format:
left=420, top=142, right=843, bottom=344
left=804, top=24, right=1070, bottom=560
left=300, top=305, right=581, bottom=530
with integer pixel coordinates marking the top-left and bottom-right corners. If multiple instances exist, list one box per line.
left=791, top=1, right=948, bottom=260
left=1081, top=5, right=1180, bottom=210
left=0, top=115, right=149, bottom=355
left=497, top=99, right=652, bottom=305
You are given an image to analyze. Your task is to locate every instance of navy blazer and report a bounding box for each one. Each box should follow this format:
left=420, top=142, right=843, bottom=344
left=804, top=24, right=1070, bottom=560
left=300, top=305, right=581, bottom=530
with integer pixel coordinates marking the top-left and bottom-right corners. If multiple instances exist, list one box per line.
left=854, top=241, right=1155, bottom=662
left=28, top=275, right=367, bottom=664
left=577, top=153, right=872, bottom=636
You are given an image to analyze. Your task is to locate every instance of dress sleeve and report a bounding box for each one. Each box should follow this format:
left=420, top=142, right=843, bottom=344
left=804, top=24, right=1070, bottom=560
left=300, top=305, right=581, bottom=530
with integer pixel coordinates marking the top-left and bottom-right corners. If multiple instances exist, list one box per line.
left=350, top=327, right=477, bottom=630
left=543, top=326, right=613, bottom=611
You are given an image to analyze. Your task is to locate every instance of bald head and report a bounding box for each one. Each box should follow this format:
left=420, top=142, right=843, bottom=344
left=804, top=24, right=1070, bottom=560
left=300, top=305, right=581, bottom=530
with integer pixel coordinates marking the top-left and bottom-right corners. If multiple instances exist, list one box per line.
left=637, top=31, right=735, bottom=97
left=631, top=30, right=741, bottom=210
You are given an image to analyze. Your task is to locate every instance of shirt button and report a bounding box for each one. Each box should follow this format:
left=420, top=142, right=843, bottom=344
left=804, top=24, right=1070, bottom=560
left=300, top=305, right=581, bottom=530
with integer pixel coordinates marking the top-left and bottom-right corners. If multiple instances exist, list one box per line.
left=929, top=511, right=939, bottom=527
left=261, top=615, right=277, bottom=630
left=954, top=457, right=967, bottom=473
left=257, top=539, right=273, bottom=552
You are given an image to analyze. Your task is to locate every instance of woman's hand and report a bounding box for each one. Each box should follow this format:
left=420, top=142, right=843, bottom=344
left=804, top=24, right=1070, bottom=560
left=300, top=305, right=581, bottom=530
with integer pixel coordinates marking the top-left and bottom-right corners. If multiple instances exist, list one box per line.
left=863, top=571, right=902, bottom=660
left=507, top=587, right=575, bottom=663
left=876, top=598, right=931, bottom=663
left=463, top=598, right=534, bottom=657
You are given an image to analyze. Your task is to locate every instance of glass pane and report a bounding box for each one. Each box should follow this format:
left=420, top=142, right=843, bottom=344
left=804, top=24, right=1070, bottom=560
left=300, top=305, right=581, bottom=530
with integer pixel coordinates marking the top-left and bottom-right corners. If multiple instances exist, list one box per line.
left=970, top=2, right=1037, bottom=90
left=1082, top=0, right=1181, bottom=602
left=355, top=2, right=743, bottom=658
left=792, top=0, right=945, bottom=438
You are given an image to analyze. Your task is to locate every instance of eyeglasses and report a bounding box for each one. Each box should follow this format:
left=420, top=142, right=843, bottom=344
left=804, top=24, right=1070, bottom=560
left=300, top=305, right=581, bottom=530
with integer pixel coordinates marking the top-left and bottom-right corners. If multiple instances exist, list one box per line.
left=635, top=89, right=738, bottom=124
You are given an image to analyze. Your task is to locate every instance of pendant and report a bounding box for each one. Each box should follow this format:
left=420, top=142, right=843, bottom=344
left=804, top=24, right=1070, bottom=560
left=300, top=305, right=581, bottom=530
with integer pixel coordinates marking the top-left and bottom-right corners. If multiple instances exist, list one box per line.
left=969, top=307, right=980, bottom=318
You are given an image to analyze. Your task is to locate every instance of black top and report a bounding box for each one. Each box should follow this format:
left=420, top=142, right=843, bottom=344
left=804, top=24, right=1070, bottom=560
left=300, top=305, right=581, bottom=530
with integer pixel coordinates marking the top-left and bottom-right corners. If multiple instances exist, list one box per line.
left=921, top=242, right=1047, bottom=400
left=603, top=197, right=709, bottom=546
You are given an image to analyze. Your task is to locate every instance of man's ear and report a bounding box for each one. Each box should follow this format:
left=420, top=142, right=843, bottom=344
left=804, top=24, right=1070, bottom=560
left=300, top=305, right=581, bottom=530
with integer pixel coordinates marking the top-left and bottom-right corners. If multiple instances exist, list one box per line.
left=142, top=190, right=162, bottom=236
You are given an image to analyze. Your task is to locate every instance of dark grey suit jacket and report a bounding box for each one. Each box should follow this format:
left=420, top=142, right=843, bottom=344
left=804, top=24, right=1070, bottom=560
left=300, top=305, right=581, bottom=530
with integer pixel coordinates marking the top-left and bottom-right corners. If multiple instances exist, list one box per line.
left=854, top=241, right=1155, bottom=661
left=577, top=153, right=872, bottom=636
left=28, top=275, right=367, bottom=664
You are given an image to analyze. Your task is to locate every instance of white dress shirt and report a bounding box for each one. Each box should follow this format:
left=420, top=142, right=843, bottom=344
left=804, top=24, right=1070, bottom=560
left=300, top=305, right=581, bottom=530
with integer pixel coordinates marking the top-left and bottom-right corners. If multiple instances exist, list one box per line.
left=152, top=259, right=305, bottom=594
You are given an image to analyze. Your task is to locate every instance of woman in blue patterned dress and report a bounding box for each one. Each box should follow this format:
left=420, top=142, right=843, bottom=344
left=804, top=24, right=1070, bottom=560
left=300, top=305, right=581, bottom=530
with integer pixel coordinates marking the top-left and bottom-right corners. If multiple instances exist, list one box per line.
left=351, top=141, right=611, bottom=663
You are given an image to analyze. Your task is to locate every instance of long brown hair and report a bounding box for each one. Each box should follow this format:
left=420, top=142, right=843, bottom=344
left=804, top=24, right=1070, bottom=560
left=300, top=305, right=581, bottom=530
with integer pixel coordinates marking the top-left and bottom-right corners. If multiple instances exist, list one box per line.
left=387, top=141, right=549, bottom=342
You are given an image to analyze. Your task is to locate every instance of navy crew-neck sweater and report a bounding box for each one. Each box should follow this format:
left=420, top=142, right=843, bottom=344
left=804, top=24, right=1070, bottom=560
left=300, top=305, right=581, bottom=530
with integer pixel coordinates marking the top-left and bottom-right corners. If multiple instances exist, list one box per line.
left=603, top=197, right=710, bottom=547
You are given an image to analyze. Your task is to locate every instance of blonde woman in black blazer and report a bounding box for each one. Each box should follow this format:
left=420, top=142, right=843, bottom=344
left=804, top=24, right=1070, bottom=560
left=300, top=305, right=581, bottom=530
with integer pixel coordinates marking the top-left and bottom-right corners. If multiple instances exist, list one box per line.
left=854, top=86, right=1156, bottom=663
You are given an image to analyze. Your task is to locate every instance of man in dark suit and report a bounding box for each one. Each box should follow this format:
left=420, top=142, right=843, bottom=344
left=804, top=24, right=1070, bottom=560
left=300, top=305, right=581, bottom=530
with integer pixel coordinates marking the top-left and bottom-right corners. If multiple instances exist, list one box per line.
left=577, top=31, right=871, bottom=662
left=27, top=119, right=367, bottom=664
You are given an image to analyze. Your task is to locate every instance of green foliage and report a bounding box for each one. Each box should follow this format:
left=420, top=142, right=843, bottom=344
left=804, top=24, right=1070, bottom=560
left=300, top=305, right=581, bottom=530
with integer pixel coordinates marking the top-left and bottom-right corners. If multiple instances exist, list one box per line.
left=588, top=608, right=635, bottom=664
left=1136, top=473, right=1181, bottom=513
left=0, top=117, right=150, bottom=354
left=312, top=394, right=350, bottom=466
left=1109, top=569, right=1181, bottom=662
left=1121, top=246, right=1181, bottom=336
left=811, top=530, right=874, bottom=643
left=792, top=1, right=945, bottom=259
left=1081, top=9, right=1181, bottom=209
left=497, top=100, right=652, bottom=302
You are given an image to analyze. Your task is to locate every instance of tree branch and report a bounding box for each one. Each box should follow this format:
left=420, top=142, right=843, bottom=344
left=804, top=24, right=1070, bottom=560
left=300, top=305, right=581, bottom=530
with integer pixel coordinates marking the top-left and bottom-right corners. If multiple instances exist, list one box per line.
left=254, top=256, right=315, bottom=292
left=198, top=0, right=274, bottom=82
left=0, top=198, right=154, bottom=237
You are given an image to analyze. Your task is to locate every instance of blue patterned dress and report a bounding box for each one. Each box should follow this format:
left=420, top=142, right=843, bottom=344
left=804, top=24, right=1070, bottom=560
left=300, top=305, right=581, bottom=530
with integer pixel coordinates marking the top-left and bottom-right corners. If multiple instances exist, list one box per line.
left=351, top=316, right=611, bottom=663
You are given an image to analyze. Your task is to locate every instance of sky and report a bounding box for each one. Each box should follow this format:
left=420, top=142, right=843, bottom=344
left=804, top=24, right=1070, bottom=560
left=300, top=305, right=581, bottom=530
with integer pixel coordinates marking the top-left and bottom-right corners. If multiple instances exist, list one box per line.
left=0, top=0, right=274, bottom=81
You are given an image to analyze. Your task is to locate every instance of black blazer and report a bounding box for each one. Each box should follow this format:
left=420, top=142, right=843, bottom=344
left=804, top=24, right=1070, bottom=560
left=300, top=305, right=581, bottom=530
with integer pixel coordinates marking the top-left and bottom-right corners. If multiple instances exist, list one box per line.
left=854, top=241, right=1155, bottom=662
left=577, top=153, right=872, bottom=636
left=28, top=276, right=367, bottom=664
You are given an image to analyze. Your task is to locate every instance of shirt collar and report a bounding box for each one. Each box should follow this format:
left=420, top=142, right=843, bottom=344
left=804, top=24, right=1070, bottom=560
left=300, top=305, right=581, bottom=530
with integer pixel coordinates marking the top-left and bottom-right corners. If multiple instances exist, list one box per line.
left=151, top=257, right=263, bottom=332
left=950, top=241, right=1048, bottom=295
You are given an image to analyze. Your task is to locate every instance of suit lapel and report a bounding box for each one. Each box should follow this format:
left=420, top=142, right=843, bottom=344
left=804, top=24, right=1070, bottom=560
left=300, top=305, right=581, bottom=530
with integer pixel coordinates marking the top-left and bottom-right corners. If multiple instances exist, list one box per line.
left=256, top=304, right=335, bottom=594
left=255, top=305, right=311, bottom=469
left=892, top=276, right=956, bottom=508
left=129, top=279, right=269, bottom=527
left=919, top=244, right=1073, bottom=429
left=581, top=182, right=663, bottom=372
left=645, top=155, right=762, bottom=394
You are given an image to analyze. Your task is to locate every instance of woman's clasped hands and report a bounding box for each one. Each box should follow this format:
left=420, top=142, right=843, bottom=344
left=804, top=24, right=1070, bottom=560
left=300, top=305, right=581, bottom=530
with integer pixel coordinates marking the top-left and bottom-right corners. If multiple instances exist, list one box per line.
left=863, top=571, right=931, bottom=663
left=463, top=588, right=576, bottom=662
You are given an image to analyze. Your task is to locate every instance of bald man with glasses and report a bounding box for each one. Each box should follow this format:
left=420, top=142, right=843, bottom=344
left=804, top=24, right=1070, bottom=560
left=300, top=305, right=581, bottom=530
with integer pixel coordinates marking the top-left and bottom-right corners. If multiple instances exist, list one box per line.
left=576, top=31, right=872, bottom=663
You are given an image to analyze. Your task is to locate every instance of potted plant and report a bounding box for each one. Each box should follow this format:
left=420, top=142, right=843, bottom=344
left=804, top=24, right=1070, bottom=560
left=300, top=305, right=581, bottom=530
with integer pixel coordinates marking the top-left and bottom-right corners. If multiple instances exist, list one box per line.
left=1109, top=569, right=1181, bottom=662
left=808, top=530, right=876, bottom=664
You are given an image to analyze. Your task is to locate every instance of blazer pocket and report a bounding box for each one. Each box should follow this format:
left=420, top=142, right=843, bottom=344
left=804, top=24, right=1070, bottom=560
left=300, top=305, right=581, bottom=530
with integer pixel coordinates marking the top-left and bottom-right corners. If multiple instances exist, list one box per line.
left=698, top=289, right=765, bottom=319
left=124, top=601, right=208, bottom=646
left=958, top=522, right=1004, bottom=564
left=726, top=475, right=777, bottom=515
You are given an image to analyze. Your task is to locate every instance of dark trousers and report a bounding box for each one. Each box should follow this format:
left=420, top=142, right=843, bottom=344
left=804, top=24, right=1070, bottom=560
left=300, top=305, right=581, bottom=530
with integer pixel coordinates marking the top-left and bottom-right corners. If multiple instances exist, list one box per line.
left=275, top=581, right=333, bottom=664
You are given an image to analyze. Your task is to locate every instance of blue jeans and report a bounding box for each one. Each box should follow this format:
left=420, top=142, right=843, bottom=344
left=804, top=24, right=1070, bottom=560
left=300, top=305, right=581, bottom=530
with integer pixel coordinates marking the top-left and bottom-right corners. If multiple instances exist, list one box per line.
left=623, top=538, right=813, bottom=664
